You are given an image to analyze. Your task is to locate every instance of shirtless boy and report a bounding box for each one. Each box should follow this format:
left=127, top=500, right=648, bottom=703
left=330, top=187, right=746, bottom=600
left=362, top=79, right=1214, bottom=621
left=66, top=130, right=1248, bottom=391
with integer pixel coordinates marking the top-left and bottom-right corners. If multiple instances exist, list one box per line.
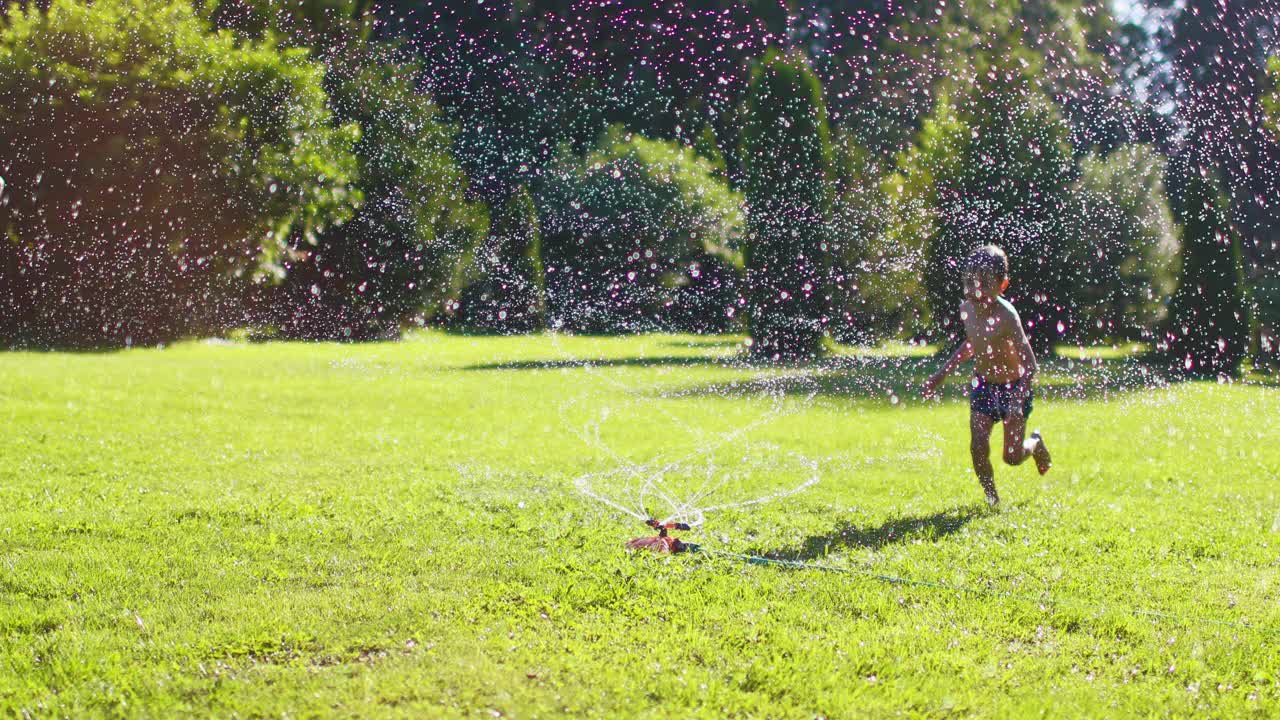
left=921, top=245, right=1051, bottom=507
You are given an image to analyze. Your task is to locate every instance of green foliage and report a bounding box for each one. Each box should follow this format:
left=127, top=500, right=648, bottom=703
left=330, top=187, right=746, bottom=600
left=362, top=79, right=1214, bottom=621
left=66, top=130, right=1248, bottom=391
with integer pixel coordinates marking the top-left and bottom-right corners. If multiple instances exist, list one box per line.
left=1168, top=1, right=1280, bottom=261
left=0, top=0, right=357, bottom=346
left=898, top=46, right=1079, bottom=352
left=692, top=124, right=728, bottom=178
left=538, top=126, right=745, bottom=333
left=1266, top=57, right=1280, bottom=134
left=1163, top=164, right=1248, bottom=378
left=741, top=49, right=833, bottom=359
left=451, top=185, right=546, bottom=333
left=279, top=57, right=487, bottom=340
left=827, top=130, right=917, bottom=342
left=204, top=0, right=376, bottom=50
left=1072, top=145, right=1179, bottom=341
left=390, top=3, right=771, bottom=204
left=823, top=0, right=1123, bottom=160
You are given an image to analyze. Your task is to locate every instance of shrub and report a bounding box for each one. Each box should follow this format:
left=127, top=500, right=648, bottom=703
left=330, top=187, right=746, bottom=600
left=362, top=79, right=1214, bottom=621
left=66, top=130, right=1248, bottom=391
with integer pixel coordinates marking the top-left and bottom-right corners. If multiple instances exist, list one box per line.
left=1071, top=145, right=1180, bottom=342
left=537, top=127, right=744, bottom=334
left=0, top=0, right=357, bottom=346
left=898, top=47, right=1080, bottom=353
left=741, top=49, right=833, bottom=359
left=277, top=58, right=487, bottom=340
left=450, top=185, right=545, bottom=333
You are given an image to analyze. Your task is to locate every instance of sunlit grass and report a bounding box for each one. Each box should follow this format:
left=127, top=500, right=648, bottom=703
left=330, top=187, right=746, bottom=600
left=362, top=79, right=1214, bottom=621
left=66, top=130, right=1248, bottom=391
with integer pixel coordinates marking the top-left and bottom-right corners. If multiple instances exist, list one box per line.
left=0, top=332, right=1277, bottom=717
left=1054, top=342, right=1149, bottom=360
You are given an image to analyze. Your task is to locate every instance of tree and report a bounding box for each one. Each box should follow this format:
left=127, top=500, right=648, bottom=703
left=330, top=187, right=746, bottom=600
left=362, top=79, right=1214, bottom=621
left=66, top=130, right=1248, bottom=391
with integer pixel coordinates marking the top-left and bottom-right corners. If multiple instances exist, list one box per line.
left=1166, top=0, right=1280, bottom=269
left=1071, top=145, right=1179, bottom=342
left=198, top=4, right=490, bottom=340
left=1162, top=161, right=1248, bottom=378
left=278, top=58, right=488, bottom=339
left=741, top=49, right=833, bottom=359
left=450, top=186, right=545, bottom=333
left=537, top=127, right=745, bottom=334
left=826, top=129, right=912, bottom=343
left=1260, top=57, right=1280, bottom=368
left=388, top=2, right=556, bottom=203
left=1252, top=276, right=1280, bottom=370
left=1266, top=57, right=1280, bottom=137
left=380, top=1, right=774, bottom=202
left=0, top=0, right=357, bottom=346
left=898, top=46, right=1080, bottom=353
left=797, top=0, right=1134, bottom=162
left=204, top=0, right=377, bottom=53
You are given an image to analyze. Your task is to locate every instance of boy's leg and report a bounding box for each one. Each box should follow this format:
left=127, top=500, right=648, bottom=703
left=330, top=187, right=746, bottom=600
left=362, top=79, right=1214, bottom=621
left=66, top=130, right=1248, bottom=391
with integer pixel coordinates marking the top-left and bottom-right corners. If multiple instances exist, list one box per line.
left=970, top=411, right=999, bottom=506
left=1004, top=412, right=1051, bottom=475
left=1002, top=412, right=1032, bottom=466
left=1030, top=430, right=1052, bottom=475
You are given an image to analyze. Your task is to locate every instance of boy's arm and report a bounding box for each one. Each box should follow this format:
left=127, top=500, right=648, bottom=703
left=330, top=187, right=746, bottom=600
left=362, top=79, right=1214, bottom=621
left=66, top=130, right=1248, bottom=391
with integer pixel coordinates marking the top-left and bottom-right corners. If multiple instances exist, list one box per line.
left=923, top=338, right=973, bottom=398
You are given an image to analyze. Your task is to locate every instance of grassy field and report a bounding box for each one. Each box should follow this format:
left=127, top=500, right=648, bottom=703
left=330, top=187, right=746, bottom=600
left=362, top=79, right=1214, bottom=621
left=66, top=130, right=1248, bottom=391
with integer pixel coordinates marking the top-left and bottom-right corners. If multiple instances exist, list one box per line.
left=1, top=332, right=1278, bottom=718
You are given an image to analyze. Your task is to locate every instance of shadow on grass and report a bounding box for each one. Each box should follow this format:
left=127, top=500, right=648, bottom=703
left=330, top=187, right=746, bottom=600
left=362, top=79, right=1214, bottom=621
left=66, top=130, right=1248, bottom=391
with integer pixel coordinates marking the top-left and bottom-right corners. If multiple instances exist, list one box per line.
left=656, top=354, right=1169, bottom=403
left=462, top=355, right=746, bottom=371
left=659, top=338, right=747, bottom=349
left=461, top=343, right=1179, bottom=402
left=1, top=345, right=128, bottom=354
left=749, top=503, right=1002, bottom=561
left=461, top=350, right=908, bottom=373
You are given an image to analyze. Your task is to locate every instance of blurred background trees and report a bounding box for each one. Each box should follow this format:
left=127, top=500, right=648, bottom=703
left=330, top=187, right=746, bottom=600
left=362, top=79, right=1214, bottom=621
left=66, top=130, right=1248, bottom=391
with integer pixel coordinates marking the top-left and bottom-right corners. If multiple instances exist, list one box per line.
left=1072, top=145, right=1179, bottom=342
left=2, top=0, right=1278, bottom=376
left=276, top=56, right=489, bottom=340
left=741, top=49, right=833, bottom=359
left=1160, top=161, right=1248, bottom=378
left=450, top=185, right=546, bottom=334
left=900, top=45, right=1080, bottom=353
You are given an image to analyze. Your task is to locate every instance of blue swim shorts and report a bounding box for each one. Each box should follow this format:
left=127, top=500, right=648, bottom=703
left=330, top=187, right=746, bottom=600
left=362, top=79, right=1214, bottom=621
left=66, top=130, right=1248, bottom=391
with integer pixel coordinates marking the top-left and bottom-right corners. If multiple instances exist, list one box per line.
left=969, top=376, right=1033, bottom=422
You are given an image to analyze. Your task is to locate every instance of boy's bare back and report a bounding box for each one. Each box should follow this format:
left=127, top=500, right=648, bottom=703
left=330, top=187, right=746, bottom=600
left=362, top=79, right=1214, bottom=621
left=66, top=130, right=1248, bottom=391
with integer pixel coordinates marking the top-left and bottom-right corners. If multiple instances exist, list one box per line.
left=959, top=296, right=1033, bottom=384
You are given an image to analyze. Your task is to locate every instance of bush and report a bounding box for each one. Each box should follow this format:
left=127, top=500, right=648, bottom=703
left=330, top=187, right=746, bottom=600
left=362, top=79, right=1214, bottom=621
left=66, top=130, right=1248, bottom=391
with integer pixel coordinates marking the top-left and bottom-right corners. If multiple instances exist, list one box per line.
left=0, top=0, right=357, bottom=346
left=1267, top=57, right=1280, bottom=133
left=1252, top=277, right=1280, bottom=369
left=450, top=185, right=545, bottom=333
left=827, top=130, right=919, bottom=344
left=537, top=127, right=745, bottom=334
left=205, top=0, right=374, bottom=51
left=741, top=49, right=833, bottom=359
left=277, top=57, right=487, bottom=340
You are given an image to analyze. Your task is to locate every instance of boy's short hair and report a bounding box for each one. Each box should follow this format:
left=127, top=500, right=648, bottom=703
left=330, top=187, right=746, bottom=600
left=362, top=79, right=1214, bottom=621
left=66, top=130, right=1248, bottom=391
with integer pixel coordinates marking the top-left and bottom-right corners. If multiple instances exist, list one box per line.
left=964, top=244, right=1009, bottom=280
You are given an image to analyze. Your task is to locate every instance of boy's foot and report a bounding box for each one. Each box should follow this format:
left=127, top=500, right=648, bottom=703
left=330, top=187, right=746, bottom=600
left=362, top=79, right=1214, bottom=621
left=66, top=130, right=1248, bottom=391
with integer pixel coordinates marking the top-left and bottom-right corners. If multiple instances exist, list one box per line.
left=985, top=490, right=1000, bottom=508
left=1030, top=431, right=1051, bottom=475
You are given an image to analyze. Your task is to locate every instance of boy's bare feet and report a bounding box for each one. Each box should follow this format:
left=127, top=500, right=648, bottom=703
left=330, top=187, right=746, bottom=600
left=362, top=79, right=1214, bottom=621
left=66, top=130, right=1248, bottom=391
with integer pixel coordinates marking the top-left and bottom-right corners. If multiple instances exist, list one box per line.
left=1030, top=430, right=1051, bottom=475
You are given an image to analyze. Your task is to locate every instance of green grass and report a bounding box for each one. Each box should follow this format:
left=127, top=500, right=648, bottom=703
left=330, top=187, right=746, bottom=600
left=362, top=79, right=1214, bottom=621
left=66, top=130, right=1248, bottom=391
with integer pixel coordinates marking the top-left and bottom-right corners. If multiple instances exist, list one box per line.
left=1, top=332, right=1278, bottom=718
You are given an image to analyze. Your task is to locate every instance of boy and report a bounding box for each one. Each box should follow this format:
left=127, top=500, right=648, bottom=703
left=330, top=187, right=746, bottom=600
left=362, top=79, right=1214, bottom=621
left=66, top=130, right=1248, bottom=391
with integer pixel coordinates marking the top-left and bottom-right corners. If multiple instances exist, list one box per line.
left=921, top=245, right=1051, bottom=507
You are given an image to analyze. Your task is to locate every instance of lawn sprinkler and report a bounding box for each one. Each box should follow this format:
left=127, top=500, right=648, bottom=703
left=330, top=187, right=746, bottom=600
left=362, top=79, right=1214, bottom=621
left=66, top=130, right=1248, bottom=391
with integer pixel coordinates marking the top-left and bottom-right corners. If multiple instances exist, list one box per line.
left=625, top=519, right=698, bottom=554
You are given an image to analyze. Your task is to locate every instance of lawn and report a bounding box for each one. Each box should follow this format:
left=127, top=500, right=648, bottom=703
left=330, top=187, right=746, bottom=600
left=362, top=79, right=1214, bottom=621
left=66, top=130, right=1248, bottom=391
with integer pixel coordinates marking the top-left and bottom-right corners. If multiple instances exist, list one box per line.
left=1, top=332, right=1277, bottom=718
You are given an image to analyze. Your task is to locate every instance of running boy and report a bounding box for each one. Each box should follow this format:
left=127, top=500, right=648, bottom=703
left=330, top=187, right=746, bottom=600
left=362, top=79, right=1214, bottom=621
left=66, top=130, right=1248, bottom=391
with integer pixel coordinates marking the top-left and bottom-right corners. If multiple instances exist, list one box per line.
left=921, top=245, right=1051, bottom=507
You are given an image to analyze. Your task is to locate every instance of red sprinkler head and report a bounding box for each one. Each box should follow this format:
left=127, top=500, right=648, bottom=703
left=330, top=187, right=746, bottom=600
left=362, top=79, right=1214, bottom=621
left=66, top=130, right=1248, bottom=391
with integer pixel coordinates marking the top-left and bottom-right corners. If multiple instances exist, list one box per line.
left=625, top=520, right=695, bottom=554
